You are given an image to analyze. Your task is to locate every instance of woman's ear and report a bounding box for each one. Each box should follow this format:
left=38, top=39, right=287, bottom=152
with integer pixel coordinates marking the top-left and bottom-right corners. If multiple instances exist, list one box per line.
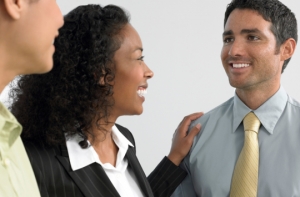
left=99, top=75, right=105, bottom=85
left=96, top=69, right=106, bottom=85
left=3, top=0, right=24, bottom=20
left=280, top=38, right=296, bottom=61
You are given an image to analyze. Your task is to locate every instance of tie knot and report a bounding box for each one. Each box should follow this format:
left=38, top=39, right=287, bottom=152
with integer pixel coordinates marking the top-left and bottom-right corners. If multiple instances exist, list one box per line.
left=243, top=112, right=261, bottom=133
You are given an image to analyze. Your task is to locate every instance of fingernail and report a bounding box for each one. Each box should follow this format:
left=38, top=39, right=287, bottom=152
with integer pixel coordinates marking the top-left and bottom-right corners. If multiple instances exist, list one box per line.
left=196, top=123, right=201, bottom=129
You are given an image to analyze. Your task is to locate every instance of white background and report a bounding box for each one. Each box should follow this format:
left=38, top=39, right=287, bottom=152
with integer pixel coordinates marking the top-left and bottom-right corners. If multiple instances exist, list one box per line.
left=1, top=0, right=300, bottom=175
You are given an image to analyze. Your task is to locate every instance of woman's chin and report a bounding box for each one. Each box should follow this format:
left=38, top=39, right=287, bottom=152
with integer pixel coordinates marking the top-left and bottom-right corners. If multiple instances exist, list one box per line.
left=130, top=107, right=144, bottom=116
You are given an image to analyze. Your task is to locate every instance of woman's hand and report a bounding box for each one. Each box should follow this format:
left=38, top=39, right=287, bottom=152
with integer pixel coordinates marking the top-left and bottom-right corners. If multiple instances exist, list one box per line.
left=167, top=112, right=204, bottom=166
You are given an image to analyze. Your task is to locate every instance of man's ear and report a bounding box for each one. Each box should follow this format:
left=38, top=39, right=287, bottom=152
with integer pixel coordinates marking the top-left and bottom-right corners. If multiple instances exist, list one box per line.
left=280, top=38, right=296, bottom=61
left=3, top=0, right=24, bottom=20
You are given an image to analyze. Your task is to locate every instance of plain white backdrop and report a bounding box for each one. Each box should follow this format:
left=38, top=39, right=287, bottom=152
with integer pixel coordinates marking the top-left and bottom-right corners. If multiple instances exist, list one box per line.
left=1, top=0, right=300, bottom=175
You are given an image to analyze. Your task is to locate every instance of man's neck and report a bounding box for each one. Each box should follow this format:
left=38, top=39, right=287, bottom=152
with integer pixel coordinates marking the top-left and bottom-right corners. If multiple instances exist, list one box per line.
left=0, top=39, right=17, bottom=93
left=236, top=83, right=280, bottom=110
left=0, top=63, right=16, bottom=94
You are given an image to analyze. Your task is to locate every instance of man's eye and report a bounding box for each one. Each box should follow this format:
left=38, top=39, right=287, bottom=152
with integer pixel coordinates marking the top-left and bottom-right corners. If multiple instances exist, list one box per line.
left=248, top=35, right=259, bottom=41
left=138, top=56, right=144, bottom=61
left=223, top=37, right=234, bottom=43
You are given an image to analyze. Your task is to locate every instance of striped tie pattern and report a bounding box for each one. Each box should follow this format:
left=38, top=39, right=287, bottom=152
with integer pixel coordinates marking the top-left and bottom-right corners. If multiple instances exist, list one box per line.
left=230, top=112, right=261, bottom=197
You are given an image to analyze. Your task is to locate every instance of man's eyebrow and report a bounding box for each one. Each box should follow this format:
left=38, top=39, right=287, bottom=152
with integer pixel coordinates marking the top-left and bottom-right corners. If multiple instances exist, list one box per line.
left=135, top=47, right=143, bottom=52
left=223, top=30, right=233, bottom=36
left=240, top=28, right=261, bottom=34
left=223, top=28, right=262, bottom=36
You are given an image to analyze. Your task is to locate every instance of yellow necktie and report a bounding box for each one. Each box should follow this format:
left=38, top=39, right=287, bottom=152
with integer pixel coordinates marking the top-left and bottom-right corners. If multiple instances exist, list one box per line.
left=230, top=112, right=261, bottom=197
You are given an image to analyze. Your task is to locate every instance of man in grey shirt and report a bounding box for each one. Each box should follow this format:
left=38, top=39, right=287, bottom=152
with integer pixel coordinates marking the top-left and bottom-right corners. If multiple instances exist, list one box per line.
left=172, top=0, right=299, bottom=196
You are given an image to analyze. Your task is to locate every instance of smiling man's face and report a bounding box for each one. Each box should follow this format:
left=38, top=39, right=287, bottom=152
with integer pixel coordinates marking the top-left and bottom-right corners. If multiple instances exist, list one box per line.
left=221, top=8, right=282, bottom=91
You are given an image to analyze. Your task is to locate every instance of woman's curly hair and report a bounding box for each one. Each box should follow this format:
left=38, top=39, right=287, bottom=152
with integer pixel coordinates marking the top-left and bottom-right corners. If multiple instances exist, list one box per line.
left=9, top=4, right=130, bottom=148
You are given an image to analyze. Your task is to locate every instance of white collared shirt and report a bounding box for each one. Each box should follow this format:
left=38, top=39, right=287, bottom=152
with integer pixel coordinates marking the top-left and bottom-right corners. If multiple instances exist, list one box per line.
left=66, top=125, right=144, bottom=197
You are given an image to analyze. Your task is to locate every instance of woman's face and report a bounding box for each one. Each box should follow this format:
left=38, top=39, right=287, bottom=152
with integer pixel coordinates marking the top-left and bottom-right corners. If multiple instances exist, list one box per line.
left=111, top=24, right=153, bottom=117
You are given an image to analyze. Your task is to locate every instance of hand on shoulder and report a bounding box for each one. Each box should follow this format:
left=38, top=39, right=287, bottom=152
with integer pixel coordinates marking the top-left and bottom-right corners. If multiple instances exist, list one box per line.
left=167, top=112, right=203, bottom=166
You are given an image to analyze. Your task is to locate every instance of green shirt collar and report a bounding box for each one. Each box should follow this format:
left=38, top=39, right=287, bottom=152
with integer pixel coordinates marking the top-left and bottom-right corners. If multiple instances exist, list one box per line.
left=0, top=102, right=22, bottom=150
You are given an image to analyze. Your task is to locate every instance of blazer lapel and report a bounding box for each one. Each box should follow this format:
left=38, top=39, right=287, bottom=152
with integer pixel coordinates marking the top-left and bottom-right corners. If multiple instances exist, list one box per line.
left=126, top=146, right=154, bottom=197
left=55, top=145, right=120, bottom=197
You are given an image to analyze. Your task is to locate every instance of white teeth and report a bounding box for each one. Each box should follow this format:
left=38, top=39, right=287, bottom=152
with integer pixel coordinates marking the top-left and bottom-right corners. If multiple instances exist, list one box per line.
left=137, top=89, right=147, bottom=97
left=233, top=63, right=250, bottom=68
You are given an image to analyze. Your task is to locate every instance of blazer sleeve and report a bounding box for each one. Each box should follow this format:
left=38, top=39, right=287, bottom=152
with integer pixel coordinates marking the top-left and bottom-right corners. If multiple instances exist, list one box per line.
left=147, top=157, right=187, bottom=197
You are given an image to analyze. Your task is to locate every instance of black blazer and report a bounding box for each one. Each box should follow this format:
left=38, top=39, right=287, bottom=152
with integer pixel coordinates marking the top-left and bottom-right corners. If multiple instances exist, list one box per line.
left=24, top=124, right=187, bottom=197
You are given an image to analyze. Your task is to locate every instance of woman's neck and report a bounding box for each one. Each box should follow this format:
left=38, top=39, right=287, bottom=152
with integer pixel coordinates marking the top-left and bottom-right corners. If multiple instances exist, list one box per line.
left=87, top=116, right=119, bottom=166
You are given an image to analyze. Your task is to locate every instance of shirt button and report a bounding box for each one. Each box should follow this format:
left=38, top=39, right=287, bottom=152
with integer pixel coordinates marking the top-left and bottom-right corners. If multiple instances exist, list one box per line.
left=3, top=158, right=10, bottom=167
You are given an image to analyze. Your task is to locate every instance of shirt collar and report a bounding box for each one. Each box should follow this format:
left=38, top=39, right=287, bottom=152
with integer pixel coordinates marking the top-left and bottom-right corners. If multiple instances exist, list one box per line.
left=111, top=125, right=134, bottom=150
left=0, top=102, right=22, bottom=150
left=66, top=124, right=134, bottom=171
left=233, top=86, right=287, bottom=134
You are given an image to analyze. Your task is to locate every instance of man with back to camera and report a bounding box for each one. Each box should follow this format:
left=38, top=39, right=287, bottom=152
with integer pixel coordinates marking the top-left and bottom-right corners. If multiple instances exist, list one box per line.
left=0, top=0, right=64, bottom=196
left=172, top=0, right=299, bottom=196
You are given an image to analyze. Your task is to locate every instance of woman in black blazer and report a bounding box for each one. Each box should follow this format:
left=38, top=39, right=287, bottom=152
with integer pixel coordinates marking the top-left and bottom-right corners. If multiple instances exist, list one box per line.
left=10, top=4, right=202, bottom=197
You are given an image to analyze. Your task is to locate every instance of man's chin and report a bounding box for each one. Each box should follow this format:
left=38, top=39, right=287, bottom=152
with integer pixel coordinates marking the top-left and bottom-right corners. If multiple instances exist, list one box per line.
left=33, top=61, right=54, bottom=74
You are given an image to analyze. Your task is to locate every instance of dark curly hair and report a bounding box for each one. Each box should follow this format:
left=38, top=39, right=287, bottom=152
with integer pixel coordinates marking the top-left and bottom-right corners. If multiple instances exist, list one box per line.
left=9, top=4, right=130, bottom=148
left=224, top=0, right=298, bottom=73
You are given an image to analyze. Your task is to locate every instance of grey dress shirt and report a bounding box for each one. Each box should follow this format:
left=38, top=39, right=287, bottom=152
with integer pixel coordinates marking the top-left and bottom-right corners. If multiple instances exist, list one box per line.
left=172, top=86, right=300, bottom=197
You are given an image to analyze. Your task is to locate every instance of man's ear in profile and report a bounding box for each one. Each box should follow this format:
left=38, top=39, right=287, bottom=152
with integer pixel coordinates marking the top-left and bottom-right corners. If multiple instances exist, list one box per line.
left=0, top=0, right=27, bottom=20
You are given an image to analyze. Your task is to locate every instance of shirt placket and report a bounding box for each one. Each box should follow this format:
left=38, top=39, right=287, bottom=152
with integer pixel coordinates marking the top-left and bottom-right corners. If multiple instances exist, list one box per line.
left=0, top=146, right=19, bottom=197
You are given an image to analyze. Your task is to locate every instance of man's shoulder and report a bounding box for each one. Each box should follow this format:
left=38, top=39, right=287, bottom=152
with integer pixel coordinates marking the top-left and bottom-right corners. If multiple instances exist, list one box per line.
left=287, top=94, right=300, bottom=109
left=205, top=97, right=234, bottom=115
left=188, top=97, right=234, bottom=157
left=191, top=97, right=234, bottom=126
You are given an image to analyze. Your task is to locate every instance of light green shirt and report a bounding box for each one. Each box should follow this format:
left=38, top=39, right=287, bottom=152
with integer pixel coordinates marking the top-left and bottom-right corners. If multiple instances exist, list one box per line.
left=0, top=102, right=40, bottom=197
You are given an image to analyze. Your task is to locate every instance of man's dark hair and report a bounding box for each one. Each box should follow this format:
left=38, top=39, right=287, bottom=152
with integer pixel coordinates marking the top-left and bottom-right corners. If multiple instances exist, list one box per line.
left=9, top=4, right=130, bottom=148
left=224, top=0, right=298, bottom=73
